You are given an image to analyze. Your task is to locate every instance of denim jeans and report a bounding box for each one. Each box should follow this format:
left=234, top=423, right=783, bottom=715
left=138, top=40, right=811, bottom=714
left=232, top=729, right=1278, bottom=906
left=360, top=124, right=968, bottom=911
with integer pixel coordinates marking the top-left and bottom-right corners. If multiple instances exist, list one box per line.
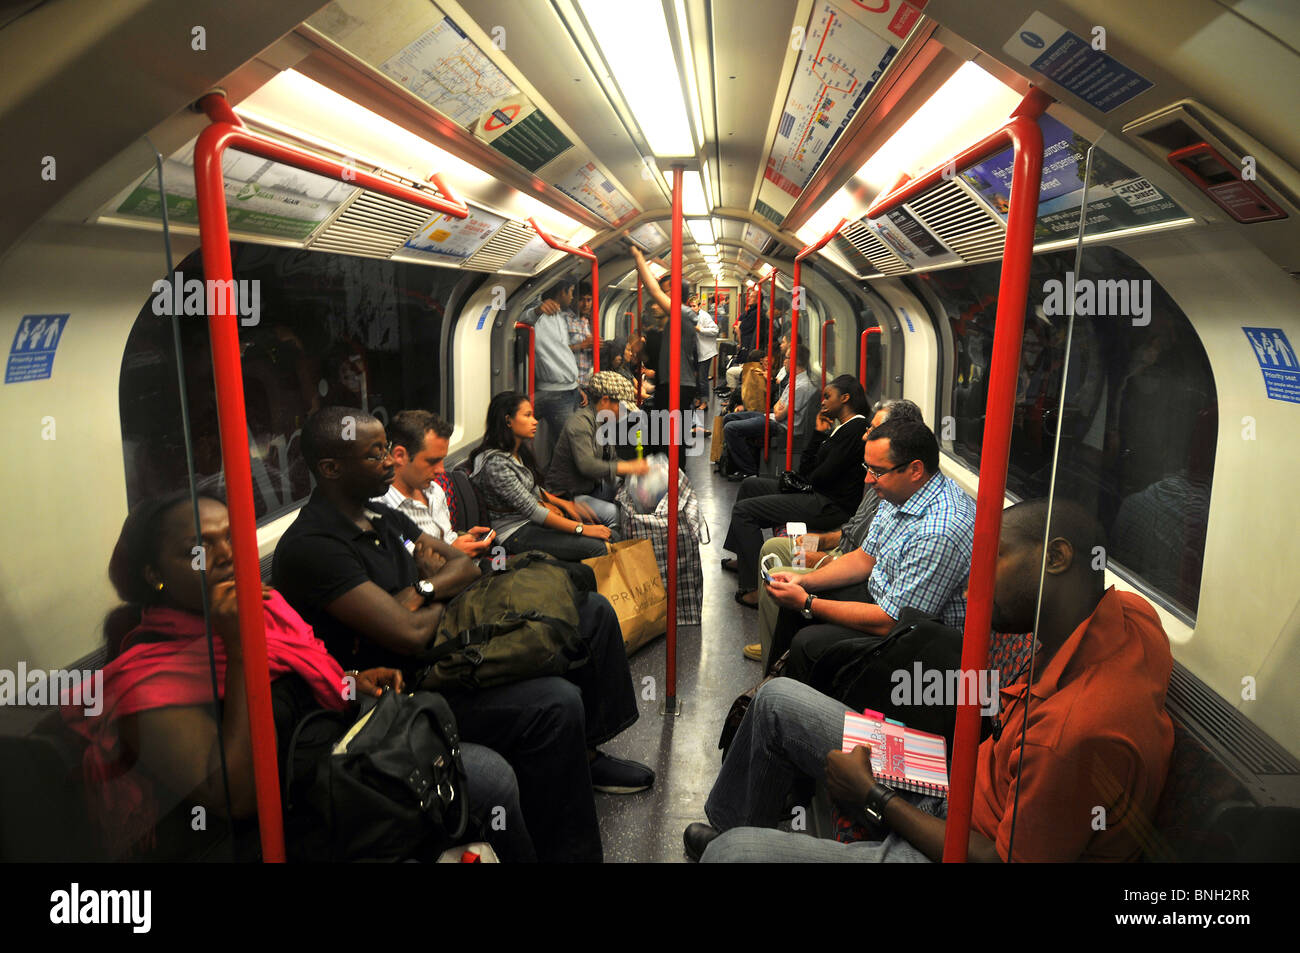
left=576, top=479, right=620, bottom=533
left=722, top=411, right=783, bottom=475
left=701, top=677, right=939, bottom=863
left=448, top=593, right=637, bottom=863
left=504, top=521, right=610, bottom=562
left=534, top=388, right=580, bottom=456
left=460, top=742, right=536, bottom=862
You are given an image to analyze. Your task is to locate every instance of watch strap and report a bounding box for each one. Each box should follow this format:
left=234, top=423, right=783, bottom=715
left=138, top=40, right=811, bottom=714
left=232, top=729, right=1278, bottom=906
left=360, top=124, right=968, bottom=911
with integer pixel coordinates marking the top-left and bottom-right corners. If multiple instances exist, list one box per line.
left=863, top=782, right=897, bottom=822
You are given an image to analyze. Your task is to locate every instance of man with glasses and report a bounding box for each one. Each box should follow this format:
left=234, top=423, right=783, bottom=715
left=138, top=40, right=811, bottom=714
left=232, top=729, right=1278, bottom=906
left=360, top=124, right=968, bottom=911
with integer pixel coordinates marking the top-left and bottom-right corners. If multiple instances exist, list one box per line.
left=763, top=417, right=977, bottom=681
left=273, top=407, right=649, bottom=863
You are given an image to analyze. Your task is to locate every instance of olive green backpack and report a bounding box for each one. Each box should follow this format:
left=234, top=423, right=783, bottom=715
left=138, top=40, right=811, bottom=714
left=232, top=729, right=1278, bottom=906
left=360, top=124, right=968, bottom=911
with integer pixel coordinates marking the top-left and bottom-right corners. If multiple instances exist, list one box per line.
left=415, top=551, right=593, bottom=692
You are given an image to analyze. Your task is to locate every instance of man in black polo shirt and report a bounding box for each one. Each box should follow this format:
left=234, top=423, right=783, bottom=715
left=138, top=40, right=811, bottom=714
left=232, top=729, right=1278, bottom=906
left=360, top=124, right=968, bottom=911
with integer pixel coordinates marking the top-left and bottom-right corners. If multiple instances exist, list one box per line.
left=273, top=407, right=653, bottom=863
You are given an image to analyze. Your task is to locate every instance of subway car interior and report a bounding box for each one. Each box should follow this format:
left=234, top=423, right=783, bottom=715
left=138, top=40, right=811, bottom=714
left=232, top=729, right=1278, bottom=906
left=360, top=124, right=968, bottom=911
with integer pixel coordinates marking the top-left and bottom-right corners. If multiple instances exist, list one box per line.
left=1, top=0, right=1298, bottom=873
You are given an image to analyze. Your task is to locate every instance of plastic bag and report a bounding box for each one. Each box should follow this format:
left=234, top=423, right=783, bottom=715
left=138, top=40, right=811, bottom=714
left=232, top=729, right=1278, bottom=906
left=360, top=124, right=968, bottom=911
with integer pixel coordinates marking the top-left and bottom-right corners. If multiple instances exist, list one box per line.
left=626, top=453, right=670, bottom=514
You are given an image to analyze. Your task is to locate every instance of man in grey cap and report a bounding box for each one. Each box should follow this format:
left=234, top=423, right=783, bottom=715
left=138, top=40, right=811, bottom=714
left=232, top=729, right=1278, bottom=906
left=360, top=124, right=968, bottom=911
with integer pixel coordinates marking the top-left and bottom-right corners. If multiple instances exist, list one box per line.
left=546, top=370, right=651, bottom=531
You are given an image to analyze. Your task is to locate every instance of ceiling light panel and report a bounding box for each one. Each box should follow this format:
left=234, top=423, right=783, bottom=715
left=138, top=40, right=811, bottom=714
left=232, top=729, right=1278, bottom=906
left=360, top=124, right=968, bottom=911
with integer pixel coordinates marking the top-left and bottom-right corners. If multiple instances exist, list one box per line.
left=578, top=0, right=695, bottom=156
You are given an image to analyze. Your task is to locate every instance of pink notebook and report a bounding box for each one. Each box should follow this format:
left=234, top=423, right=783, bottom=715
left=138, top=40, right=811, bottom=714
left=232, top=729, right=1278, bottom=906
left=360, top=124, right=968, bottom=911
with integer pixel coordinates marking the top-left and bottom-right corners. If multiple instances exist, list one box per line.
left=842, top=709, right=950, bottom=798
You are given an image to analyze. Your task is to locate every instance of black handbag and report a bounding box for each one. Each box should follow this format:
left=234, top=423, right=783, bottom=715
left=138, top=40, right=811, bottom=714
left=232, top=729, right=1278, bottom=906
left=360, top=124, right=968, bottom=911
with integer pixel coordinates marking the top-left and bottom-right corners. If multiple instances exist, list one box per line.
left=283, top=689, right=469, bottom=862
left=806, top=608, right=978, bottom=751
left=718, top=651, right=788, bottom=762
left=778, top=470, right=813, bottom=494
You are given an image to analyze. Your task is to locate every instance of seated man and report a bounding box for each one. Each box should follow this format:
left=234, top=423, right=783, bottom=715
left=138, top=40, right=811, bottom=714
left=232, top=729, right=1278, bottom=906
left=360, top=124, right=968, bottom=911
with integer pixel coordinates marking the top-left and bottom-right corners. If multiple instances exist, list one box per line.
left=763, top=417, right=976, bottom=682
left=545, top=371, right=650, bottom=530
left=740, top=399, right=924, bottom=663
left=685, top=499, right=1175, bottom=863
left=273, top=407, right=653, bottom=864
left=721, top=343, right=814, bottom=480
left=373, top=409, right=495, bottom=558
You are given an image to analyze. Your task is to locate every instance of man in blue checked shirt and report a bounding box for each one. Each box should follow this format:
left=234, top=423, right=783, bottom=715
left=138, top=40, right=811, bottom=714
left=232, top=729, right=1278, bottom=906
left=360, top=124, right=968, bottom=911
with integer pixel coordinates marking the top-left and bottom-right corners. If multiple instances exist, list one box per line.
left=763, top=417, right=976, bottom=683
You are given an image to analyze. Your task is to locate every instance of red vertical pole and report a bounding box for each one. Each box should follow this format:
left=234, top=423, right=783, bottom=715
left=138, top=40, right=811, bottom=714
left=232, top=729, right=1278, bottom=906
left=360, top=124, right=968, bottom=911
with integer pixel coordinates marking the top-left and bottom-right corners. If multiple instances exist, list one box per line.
left=761, top=272, right=777, bottom=460
left=821, top=318, right=835, bottom=394
left=666, top=167, right=683, bottom=710
left=636, top=276, right=642, bottom=336
left=193, top=123, right=286, bottom=864
left=858, top=326, right=881, bottom=391
left=590, top=258, right=601, bottom=374
left=786, top=261, right=800, bottom=470
left=754, top=278, right=762, bottom=351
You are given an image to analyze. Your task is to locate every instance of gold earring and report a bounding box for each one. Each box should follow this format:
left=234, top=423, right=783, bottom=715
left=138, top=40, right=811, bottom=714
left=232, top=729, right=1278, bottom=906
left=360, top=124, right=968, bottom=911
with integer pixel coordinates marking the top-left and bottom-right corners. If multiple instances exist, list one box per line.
left=155, top=582, right=164, bottom=592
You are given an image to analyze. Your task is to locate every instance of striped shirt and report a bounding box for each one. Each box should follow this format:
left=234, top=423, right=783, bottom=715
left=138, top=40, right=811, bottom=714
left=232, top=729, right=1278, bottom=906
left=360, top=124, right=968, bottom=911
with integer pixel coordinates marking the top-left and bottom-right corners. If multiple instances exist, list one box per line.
left=372, top=482, right=457, bottom=545
left=861, top=472, right=976, bottom=630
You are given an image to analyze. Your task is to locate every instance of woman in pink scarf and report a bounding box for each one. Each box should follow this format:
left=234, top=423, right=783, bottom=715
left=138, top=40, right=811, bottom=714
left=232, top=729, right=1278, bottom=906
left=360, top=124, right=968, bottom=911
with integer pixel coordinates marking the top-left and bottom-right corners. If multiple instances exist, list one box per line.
left=72, top=491, right=533, bottom=861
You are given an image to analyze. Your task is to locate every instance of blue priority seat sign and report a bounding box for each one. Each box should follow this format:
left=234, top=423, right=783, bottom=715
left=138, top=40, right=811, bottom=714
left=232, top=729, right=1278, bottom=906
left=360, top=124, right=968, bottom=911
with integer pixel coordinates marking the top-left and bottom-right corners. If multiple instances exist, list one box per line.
left=6, top=313, right=69, bottom=384
left=1242, top=327, right=1299, bottom=403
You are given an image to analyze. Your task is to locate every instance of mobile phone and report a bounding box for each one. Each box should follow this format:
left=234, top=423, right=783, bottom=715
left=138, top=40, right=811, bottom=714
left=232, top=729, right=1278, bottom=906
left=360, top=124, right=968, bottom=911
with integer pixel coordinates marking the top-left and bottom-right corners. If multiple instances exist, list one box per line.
left=477, top=529, right=495, bottom=541
left=760, top=566, right=775, bottom=585
left=759, top=553, right=780, bottom=584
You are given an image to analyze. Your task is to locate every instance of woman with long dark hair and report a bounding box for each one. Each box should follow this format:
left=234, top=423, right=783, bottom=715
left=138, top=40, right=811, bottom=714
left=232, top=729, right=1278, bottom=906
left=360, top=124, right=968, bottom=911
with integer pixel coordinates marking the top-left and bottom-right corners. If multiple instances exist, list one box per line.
left=468, top=391, right=611, bottom=562
left=69, top=490, right=534, bottom=861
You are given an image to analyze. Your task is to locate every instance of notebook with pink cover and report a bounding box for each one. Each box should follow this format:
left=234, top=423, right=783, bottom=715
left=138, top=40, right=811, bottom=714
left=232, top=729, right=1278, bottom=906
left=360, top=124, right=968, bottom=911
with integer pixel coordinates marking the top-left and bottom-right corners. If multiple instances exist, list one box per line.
left=841, top=708, right=950, bottom=798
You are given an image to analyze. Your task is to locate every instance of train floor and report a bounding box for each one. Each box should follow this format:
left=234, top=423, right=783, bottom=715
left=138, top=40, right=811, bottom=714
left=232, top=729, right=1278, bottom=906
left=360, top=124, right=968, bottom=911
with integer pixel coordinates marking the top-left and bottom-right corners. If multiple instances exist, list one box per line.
left=592, top=398, right=766, bottom=862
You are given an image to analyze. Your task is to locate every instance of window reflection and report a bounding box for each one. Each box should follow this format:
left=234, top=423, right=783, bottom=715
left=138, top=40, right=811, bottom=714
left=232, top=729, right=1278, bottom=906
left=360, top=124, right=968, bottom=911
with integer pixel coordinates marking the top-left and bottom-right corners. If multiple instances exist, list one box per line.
left=922, top=246, right=1216, bottom=615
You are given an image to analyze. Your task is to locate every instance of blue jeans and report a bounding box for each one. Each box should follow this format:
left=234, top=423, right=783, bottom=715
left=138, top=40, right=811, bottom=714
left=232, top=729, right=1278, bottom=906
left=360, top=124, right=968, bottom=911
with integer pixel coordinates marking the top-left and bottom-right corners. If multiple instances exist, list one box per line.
left=576, top=479, right=620, bottom=533
left=722, top=411, right=783, bottom=475
left=460, top=743, right=536, bottom=862
left=447, top=593, right=637, bottom=863
left=534, top=388, right=580, bottom=455
left=701, top=677, right=939, bottom=863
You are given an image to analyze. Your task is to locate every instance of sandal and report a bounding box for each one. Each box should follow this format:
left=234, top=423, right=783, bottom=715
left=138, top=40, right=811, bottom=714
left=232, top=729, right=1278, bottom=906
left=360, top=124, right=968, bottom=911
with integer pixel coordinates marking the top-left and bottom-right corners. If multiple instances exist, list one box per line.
left=734, top=590, right=759, bottom=609
left=720, top=557, right=738, bottom=573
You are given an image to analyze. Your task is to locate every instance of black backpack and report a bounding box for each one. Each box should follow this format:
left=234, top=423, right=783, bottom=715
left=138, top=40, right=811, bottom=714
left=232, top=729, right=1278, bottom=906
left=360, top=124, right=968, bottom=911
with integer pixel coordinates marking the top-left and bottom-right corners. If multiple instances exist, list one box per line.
left=284, top=689, right=468, bottom=862
left=807, top=608, right=975, bottom=752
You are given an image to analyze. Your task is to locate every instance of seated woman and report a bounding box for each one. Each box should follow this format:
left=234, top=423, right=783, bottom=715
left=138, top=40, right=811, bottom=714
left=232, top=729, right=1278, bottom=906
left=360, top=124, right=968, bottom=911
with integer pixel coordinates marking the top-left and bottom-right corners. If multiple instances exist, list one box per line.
left=67, top=491, right=535, bottom=862
left=721, top=375, right=871, bottom=606
left=468, top=391, right=612, bottom=562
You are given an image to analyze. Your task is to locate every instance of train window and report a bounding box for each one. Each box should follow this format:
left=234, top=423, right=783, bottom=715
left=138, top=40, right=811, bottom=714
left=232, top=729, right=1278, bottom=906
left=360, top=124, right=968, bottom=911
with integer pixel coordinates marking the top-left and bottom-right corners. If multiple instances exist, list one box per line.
left=120, top=244, right=465, bottom=521
left=921, top=246, right=1217, bottom=616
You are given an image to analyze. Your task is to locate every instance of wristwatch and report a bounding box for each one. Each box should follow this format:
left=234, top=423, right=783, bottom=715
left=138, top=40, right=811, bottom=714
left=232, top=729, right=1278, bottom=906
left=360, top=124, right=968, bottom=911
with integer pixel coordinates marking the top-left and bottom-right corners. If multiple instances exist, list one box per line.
left=801, top=593, right=817, bottom=619
left=863, top=782, right=897, bottom=823
left=573, top=523, right=585, bottom=535
left=415, top=579, right=436, bottom=603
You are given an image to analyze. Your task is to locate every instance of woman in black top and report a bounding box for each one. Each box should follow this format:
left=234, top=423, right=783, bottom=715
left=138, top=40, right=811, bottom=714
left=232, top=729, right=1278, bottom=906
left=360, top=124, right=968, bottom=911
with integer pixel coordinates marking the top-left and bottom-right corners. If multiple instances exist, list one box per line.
left=721, top=376, right=871, bottom=605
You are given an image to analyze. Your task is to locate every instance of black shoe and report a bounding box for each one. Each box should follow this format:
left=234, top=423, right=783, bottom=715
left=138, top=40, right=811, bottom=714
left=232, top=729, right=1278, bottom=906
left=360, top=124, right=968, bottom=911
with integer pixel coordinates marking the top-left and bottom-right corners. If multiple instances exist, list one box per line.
left=726, top=471, right=753, bottom=482
left=590, top=752, right=655, bottom=794
left=683, top=822, right=720, bottom=862
left=720, top=557, right=738, bottom=573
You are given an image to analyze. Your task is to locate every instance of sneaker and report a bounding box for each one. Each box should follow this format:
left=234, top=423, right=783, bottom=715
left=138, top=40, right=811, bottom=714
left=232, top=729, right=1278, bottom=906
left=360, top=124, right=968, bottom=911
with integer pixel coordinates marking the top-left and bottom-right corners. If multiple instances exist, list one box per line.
left=743, top=643, right=762, bottom=661
left=590, top=752, right=655, bottom=794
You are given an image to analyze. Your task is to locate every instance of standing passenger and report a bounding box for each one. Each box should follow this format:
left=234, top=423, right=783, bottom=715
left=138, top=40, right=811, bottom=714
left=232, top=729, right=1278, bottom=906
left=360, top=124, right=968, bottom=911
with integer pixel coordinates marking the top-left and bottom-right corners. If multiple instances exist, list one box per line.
left=520, top=280, right=584, bottom=458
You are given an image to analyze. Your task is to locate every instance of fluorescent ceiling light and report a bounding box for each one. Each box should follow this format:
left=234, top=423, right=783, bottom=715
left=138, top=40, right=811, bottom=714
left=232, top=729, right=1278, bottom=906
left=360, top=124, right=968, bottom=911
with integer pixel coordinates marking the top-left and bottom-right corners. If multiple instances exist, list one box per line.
left=701, top=156, right=715, bottom=211
left=661, top=170, right=709, bottom=216
left=759, top=262, right=774, bottom=277
left=855, top=61, right=1021, bottom=195
left=797, top=62, right=1020, bottom=245
left=688, top=218, right=715, bottom=246
left=578, top=0, right=695, bottom=156
left=238, top=69, right=585, bottom=240
left=699, top=244, right=717, bottom=256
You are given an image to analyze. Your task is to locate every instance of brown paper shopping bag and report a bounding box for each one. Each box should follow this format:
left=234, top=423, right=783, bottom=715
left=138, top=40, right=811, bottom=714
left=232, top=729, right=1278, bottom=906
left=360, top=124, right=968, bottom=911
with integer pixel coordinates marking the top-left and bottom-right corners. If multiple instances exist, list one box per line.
left=709, top=415, right=726, bottom=462
left=582, top=539, right=667, bottom=655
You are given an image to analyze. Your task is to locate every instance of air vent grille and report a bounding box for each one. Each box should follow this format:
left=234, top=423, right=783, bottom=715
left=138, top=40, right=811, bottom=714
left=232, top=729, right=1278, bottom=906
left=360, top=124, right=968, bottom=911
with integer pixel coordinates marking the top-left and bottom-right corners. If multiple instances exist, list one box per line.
left=1167, top=664, right=1300, bottom=777
left=906, top=180, right=1006, bottom=264
left=841, top=220, right=909, bottom=276
left=465, top=220, right=535, bottom=272
left=830, top=233, right=877, bottom=276
left=307, top=190, right=432, bottom=259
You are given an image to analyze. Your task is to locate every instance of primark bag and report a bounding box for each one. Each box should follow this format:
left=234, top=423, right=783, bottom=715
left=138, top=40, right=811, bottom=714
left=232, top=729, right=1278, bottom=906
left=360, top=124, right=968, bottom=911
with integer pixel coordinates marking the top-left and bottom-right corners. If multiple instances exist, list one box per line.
left=582, top=538, right=668, bottom=654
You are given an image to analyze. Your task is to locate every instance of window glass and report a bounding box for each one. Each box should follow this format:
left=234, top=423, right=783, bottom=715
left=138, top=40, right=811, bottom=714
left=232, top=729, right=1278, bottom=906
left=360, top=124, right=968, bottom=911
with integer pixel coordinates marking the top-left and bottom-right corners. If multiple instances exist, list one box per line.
left=120, top=244, right=464, bottom=521
left=921, top=246, right=1216, bottom=615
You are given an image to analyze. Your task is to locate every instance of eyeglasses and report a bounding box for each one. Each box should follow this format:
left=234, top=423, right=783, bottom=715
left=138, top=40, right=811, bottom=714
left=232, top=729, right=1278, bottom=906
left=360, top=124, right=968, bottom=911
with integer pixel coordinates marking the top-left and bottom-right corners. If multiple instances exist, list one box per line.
left=361, top=441, right=395, bottom=465
left=862, top=460, right=909, bottom=479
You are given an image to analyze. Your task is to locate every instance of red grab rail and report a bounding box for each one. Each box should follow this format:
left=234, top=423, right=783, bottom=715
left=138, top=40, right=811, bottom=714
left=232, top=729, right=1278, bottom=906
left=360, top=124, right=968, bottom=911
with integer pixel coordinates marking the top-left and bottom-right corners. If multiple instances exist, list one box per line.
left=789, top=218, right=847, bottom=469
left=665, top=167, right=684, bottom=708
left=514, top=322, right=535, bottom=406
left=859, top=326, right=881, bottom=390
left=761, top=270, right=778, bottom=461
left=193, top=92, right=468, bottom=862
left=864, top=86, right=1051, bottom=862
left=528, top=218, right=601, bottom=374
left=820, top=318, right=836, bottom=394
